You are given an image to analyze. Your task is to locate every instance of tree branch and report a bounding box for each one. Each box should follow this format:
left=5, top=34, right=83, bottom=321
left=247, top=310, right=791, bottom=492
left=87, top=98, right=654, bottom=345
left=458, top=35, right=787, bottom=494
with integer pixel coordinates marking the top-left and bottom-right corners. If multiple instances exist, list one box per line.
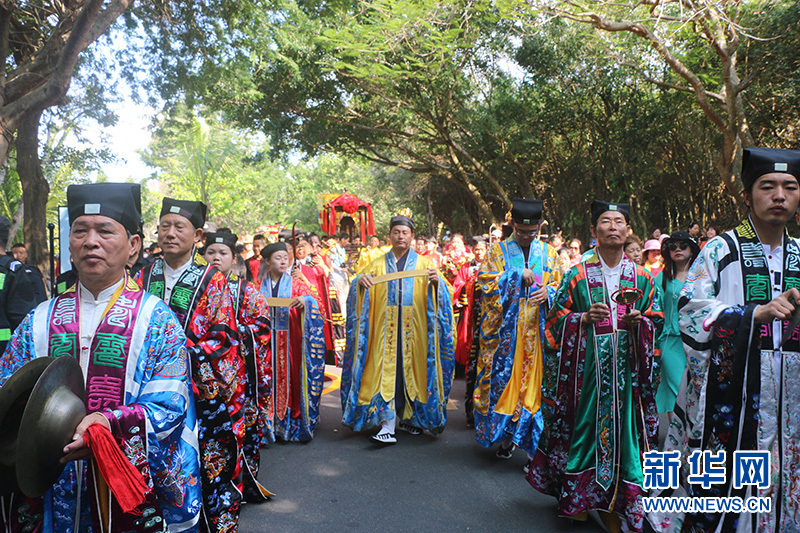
left=621, top=62, right=725, bottom=103
left=553, top=7, right=728, bottom=134
left=3, top=0, right=132, bottom=125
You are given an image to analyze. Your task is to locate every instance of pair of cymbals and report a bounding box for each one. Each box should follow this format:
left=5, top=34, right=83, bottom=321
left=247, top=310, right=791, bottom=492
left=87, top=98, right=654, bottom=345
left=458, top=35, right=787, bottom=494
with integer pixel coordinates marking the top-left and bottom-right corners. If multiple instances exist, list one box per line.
left=0, top=356, right=86, bottom=498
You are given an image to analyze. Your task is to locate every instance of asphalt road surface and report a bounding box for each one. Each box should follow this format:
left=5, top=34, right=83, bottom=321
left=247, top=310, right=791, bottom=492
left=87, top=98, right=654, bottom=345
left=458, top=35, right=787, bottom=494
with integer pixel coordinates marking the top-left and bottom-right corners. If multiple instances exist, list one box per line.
left=239, top=367, right=606, bottom=532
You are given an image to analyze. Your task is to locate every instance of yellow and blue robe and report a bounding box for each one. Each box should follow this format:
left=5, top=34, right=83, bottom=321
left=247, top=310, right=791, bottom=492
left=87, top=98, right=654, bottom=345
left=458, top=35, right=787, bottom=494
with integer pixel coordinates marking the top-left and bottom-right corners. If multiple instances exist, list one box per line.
left=341, top=249, right=455, bottom=433
left=473, top=235, right=561, bottom=453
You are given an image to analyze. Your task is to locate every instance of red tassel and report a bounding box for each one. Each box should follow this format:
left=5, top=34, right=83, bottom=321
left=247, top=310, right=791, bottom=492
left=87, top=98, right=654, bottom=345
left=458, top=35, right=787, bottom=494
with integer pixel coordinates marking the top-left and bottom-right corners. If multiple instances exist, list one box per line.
left=83, top=423, right=150, bottom=513
left=367, top=205, right=376, bottom=237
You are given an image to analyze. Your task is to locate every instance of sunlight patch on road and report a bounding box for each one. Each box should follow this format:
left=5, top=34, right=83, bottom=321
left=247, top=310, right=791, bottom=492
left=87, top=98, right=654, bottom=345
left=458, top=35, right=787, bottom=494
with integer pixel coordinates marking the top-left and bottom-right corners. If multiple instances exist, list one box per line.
left=314, top=465, right=341, bottom=477
left=322, top=371, right=341, bottom=395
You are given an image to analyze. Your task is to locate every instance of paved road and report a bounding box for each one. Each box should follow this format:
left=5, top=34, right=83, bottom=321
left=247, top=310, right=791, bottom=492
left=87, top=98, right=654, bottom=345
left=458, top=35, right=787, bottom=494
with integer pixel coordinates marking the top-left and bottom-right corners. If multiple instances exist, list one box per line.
left=239, top=368, right=606, bottom=532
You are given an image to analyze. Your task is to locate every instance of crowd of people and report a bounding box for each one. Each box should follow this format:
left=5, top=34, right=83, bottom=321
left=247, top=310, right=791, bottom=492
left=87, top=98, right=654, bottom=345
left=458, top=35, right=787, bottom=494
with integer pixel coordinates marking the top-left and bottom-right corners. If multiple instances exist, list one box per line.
left=1, top=146, right=800, bottom=533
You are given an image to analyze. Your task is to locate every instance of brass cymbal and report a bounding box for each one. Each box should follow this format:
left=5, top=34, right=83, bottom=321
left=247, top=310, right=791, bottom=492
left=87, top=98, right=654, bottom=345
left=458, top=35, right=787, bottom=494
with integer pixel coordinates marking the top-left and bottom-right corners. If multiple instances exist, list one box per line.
left=0, top=357, right=55, bottom=496
left=610, top=287, right=643, bottom=305
left=16, top=356, right=85, bottom=498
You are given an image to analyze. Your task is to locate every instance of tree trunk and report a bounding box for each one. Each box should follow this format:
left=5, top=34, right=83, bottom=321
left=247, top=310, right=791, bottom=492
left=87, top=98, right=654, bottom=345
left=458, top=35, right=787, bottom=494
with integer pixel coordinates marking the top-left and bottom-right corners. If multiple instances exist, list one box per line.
left=426, top=181, right=435, bottom=235
left=6, top=200, right=23, bottom=249
left=17, top=110, right=49, bottom=268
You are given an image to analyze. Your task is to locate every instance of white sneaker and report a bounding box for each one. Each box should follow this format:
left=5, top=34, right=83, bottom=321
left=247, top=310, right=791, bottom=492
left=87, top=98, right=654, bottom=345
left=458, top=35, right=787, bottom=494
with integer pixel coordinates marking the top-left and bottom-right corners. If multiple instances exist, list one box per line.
left=371, top=431, right=397, bottom=444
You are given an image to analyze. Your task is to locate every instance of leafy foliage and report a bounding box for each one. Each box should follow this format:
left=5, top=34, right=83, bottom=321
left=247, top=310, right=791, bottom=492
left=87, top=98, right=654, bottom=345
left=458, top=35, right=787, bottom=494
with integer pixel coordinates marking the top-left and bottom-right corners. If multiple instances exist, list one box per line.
left=69, top=0, right=800, bottom=240
left=139, top=103, right=423, bottom=238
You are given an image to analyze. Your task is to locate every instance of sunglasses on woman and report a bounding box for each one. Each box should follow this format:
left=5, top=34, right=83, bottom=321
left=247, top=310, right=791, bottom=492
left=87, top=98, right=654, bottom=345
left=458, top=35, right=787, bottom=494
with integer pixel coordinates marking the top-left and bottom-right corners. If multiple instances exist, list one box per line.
left=667, top=241, right=690, bottom=251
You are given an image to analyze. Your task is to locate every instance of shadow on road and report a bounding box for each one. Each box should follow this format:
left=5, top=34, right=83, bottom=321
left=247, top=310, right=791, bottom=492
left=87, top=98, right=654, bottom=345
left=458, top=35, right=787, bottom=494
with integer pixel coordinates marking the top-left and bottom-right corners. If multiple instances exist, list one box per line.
left=240, top=367, right=605, bottom=532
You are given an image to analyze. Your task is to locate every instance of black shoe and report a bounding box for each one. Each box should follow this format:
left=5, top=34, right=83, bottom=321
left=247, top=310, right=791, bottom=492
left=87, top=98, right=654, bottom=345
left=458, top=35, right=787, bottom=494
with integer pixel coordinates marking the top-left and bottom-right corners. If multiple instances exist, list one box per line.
left=495, top=442, right=516, bottom=459
left=399, top=422, right=422, bottom=435
left=523, top=459, right=532, bottom=474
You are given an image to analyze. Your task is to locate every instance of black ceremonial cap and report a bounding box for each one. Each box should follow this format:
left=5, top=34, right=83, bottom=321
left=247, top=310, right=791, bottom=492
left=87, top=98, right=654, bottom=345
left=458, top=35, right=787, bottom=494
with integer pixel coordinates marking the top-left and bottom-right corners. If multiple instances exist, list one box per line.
left=261, top=242, right=288, bottom=260
left=128, top=183, right=143, bottom=234
left=591, top=200, right=630, bottom=226
left=389, top=215, right=414, bottom=231
left=205, top=232, right=237, bottom=253
left=741, top=147, right=800, bottom=191
left=160, top=198, right=208, bottom=229
left=510, top=199, right=543, bottom=225
left=67, top=183, right=141, bottom=235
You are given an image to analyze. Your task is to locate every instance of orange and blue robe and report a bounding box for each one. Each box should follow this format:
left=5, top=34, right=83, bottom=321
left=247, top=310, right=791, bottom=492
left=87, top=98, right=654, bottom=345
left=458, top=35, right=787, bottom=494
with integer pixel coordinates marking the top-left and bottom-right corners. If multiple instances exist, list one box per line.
left=473, top=235, right=561, bottom=453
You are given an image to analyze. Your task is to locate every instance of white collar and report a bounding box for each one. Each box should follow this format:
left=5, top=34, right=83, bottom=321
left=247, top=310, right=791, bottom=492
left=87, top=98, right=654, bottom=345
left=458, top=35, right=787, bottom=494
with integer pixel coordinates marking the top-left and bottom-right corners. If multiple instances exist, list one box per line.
left=598, top=252, right=622, bottom=275
left=165, top=256, right=192, bottom=275
left=78, top=276, right=125, bottom=304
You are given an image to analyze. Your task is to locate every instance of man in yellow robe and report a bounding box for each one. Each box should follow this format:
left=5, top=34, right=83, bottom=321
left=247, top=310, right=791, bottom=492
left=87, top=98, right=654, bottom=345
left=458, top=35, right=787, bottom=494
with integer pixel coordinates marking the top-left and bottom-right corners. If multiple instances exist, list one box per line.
left=474, top=199, right=562, bottom=467
left=341, top=215, right=455, bottom=444
left=355, top=234, right=390, bottom=273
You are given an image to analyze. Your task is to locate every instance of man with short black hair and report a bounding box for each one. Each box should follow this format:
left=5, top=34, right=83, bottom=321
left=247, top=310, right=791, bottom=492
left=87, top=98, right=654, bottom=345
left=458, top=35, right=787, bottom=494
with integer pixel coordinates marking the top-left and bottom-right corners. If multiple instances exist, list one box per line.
left=342, top=214, right=455, bottom=444
left=246, top=233, right=266, bottom=282
left=10, top=242, right=26, bottom=263
left=0, top=219, right=46, bottom=355
left=687, top=221, right=701, bottom=241
left=649, top=148, right=800, bottom=533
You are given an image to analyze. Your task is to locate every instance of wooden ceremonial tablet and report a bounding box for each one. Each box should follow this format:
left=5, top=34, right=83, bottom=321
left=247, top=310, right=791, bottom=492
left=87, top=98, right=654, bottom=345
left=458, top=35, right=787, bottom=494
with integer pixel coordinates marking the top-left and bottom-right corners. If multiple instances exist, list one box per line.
left=363, top=270, right=429, bottom=286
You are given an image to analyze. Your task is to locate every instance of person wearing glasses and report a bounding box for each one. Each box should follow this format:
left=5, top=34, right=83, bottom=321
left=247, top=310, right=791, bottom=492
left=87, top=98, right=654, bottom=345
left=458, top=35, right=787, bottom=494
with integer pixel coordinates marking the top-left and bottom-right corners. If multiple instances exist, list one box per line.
left=567, top=238, right=582, bottom=267
left=649, top=148, right=800, bottom=533
left=473, top=199, right=562, bottom=466
left=654, top=232, right=699, bottom=418
left=528, top=200, right=662, bottom=533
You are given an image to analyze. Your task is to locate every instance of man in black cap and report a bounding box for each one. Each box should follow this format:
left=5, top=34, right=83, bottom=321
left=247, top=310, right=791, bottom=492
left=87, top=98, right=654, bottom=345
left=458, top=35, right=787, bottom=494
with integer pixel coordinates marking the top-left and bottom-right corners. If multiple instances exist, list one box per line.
left=1, top=183, right=201, bottom=531
left=340, top=213, right=455, bottom=444
left=0, top=216, right=45, bottom=356
left=649, top=147, right=800, bottom=533
left=137, top=197, right=247, bottom=533
left=54, top=183, right=145, bottom=294
left=473, top=199, right=562, bottom=466
left=528, top=199, right=662, bottom=533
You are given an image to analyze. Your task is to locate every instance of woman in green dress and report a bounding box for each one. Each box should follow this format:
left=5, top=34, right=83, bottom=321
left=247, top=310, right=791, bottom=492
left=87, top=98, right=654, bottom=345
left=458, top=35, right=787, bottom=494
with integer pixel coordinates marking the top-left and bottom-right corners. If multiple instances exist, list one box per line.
left=655, top=231, right=699, bottom=416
